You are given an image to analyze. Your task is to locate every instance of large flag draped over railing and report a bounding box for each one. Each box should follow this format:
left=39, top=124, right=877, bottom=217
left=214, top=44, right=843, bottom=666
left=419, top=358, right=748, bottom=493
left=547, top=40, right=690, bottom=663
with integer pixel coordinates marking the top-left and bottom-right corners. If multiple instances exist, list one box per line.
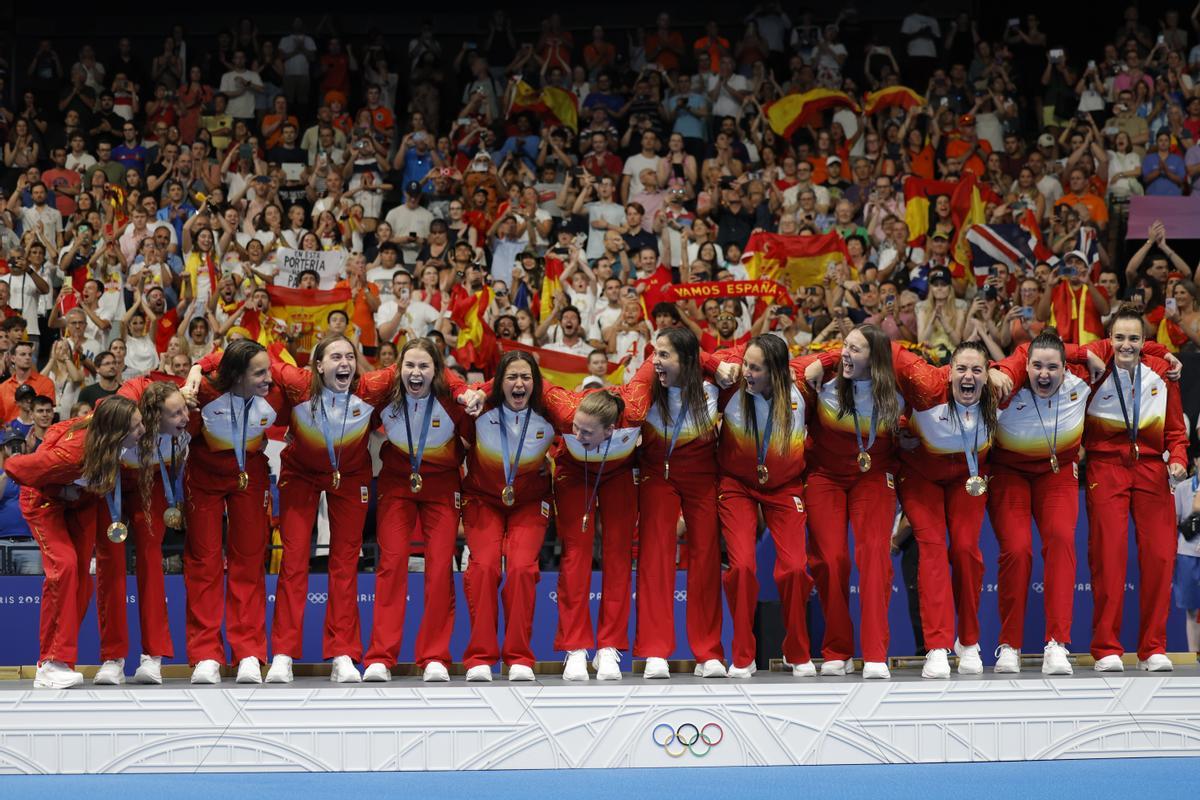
left=265, top=285, right=352, bottom=357
left=740, top=231, right=851, bottom=291
left=500, top=340, right=625, bottom=388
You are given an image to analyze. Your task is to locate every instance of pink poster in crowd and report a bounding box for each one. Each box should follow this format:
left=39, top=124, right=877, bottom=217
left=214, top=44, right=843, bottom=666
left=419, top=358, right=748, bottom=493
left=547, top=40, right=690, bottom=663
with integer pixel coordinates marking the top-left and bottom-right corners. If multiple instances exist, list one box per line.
left=1128, top=196, right=1200, bottom=239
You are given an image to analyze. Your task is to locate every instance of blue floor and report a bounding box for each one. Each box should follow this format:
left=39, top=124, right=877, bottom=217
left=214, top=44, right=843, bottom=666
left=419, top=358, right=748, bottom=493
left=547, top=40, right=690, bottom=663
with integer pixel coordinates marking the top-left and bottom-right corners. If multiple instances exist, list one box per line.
left=1, top=759, right=1194, bottom=797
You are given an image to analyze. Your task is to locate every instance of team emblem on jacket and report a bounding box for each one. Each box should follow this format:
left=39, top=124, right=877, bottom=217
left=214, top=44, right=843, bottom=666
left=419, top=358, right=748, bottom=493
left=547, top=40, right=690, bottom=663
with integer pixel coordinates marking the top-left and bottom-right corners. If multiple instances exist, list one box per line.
left=536, top=429, right=545, bottom=439
left=432, top=418, right=441, bottom=428
left=1151, top=387, right=1159, bottom=396
left=352, top=407, right=362, bottom=417
left=541, top=500, right=551, bottom=518
left=792, top=496, right=804, bottom=513
left=360, top=486, right=369, bottom=504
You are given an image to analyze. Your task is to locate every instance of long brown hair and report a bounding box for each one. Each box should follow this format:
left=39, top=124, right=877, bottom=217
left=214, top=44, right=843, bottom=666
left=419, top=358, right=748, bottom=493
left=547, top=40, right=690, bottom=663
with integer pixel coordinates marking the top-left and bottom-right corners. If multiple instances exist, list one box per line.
left=308, top=335, right=361, bottom=418
left=650, top=327, right=713, bottom=438
left=741, top=334, right=794, bottom=454
left=949, top=340, right=998, bottom=438
left=836, top=324, right=901, bottom=432
left=136, top=382, right=186, bottom=512
left=75, top=396, right=139, bottom=495
left=213, top=338, right=267, bottom=392
left=389, top=337, right=450, bottom=410
left=489, top=350, right=545, bottom=415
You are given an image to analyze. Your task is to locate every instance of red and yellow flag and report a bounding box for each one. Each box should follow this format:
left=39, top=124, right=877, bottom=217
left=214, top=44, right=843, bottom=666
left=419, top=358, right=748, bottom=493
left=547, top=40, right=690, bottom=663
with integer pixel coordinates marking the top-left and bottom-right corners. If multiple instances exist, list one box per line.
left=501, top=340, right=625, bottom=389
left=451, top=286, right=499, bottom=372
left=863, top=86, right=923, bottom=115
left=902, top=176, right=959, bottom=245
left=764, top=89, right=861, bottom=138
left=265, top=285, right=352, bottom=358
left=741, top=231, right=851, bottom=292
left=511, top=81, right=579, bottom=132
left=540, top=254, right=565, bottom=320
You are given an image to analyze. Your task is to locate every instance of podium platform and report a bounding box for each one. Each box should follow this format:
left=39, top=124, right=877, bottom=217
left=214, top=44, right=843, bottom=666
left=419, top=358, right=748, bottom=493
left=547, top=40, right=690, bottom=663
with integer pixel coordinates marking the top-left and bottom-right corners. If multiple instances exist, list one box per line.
left=1, top=667, right=1197, bottom=774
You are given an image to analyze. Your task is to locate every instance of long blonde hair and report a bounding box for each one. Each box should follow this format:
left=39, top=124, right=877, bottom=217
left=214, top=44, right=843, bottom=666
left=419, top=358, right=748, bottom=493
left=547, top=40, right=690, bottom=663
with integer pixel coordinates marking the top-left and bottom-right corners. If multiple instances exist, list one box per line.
left=75, top=396, right=139, bottom=496
left=136, top=382, right=186, bottom=512
left=741, top=335, right=795, bottom=454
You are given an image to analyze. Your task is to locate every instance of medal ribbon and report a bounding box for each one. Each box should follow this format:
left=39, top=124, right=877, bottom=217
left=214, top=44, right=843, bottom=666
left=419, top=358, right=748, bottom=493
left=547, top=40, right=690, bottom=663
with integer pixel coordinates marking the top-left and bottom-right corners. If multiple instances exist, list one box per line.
left=105, top=469, right=123, bottom=525
left=402, top=394, right=436, bottom=477
left=951, top=401, right=982, bottom=479
left=1031, top=390, right=1061, bottom=461
left=498, top=405, right=532, bottom=488
left=1111, top=361, right=1141, bottom=449
left=230, top=395, right=252, bottom=475
left=850, top=393, right=879, bottom=456
left=318, top=388, right=352, bottom=476
left=582, top=437, right=613, bottom=522
left=747, top=393, right=774, bottom=472
left=155, top=437, right=184, bottom=508
left=662, top=393, right=688, bottom=467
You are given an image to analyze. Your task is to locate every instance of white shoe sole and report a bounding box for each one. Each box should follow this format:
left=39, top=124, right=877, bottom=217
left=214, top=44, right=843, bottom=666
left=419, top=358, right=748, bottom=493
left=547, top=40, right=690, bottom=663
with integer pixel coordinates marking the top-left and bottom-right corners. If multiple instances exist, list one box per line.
left=422, top=666, right=450, bottom=683
left=33, top=676, right=83, bottom=689
left=363, top=665, right=392, bottom=682
left=1137, top=661, right=1174, bottom=672
left=131, top=670, right=163, bottom=685
left=94, top=673, right=125, bottom=686
left=993, top=663, right=1020, bottom=674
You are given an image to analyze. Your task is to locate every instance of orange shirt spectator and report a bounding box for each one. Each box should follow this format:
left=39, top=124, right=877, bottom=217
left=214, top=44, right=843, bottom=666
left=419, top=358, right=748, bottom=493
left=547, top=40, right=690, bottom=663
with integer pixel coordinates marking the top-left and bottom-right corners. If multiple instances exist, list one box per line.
left=646, top=25, right=685, bottom=71
left=693, top=29, right=731, bottom=73
left=583, top=40, right=616, bottom=75
left=944, top=138, right=992, bottom=178
left=0, top=363, right=55, bottom=424
left=335, top=277, right=382, bottom=349
left=1055, top=192, right=1109, bottom=226
left=262, top=112, right=299, bottom=150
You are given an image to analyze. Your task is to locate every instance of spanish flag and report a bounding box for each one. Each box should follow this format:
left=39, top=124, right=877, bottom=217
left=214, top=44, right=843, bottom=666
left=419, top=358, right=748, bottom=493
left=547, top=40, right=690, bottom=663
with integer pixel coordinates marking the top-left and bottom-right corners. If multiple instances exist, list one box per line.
left=511, top=81, right=579, bottom=132
left=501, top=340, right=625, bottom=389
left=540, top=254, right=565, bottom=320
left=451, top=286, right=499, bottom=372
left=265, top=285, right=352, bottom=357
left=863, top=86, right=923, bottom=115
left=903, top=176, right=959, bottom=246
left=741, top=231, right=851, bottom=291
left=764, top=89, right=860, bottom=138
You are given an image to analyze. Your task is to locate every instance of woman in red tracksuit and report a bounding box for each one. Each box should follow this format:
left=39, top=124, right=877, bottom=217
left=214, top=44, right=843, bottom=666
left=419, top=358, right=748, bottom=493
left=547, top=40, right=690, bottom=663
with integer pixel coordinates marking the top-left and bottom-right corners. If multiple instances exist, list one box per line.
left=624, top=326, right=725, bottom=679
left=181, top=338, right=289, bottom=685
left=193, top=336, right=395, bottom=684
left=892, top=340, right=997, bottom=680
left=548, top=389, right=645, bottom=682
left=364, top=338, right=471, bottom=683
left=460, top=350, right=557, bottom=682
left=711, top=335, right=817, bottom=678
left=113, top=376, right=192, bottom=685
left=1078, top=309, right=1188, bottom=672
left=5, top=397, right=144, bottom=689
left=801, top=324, right=905, bottom=678
left=988, top=333, right=1090, bottom=675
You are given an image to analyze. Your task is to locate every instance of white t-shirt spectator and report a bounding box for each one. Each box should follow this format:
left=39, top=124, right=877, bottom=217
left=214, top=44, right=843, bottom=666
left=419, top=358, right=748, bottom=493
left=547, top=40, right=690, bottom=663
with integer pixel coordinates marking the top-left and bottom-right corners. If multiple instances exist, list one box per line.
left=124, top=333, right=159, bottom=375
left=278, top=34, right=316, bottom=76
left=218, top=69, right=263, bottom=120
left=583, top=200, right=625, bottom=260
left=373, top=297, right=441, bottom=339
left=622, top=153, right=661, bottom=198
left=8, top=268, right=46, bottom=331
left=706, top=73, right=751, bottom=119
left=20, top=205, right=62, bottom=244
left=383, top=205, right=434, bottom=266
left=900, top=14, right=940, bottom=58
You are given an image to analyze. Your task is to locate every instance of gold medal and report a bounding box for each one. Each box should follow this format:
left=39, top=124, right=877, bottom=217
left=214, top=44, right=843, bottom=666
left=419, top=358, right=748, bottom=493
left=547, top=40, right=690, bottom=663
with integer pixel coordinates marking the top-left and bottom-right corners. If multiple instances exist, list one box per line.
left=331, top=470, right=341, bottom=490
left=107, top=521, right=129, bottom=543
left=163, top=506, right=184, bottom=529
left=965, top=475, right=987, bottom=496
left=581, top=513, right=590, bottom=533
left=237, top=471, right=249, bottom=490
left=1049, top=454, right=1060, bottom=474
left=410, top=472, right=423, bottom=493
left=663, top=462, right=671, bottom=481
left=757, top=463, right=769, bottom=485
left=857, top=451, right=871, bottom=472
left=501, top=485, right=516, bottom=507
left=1133, top=441, right=1140, bottom=460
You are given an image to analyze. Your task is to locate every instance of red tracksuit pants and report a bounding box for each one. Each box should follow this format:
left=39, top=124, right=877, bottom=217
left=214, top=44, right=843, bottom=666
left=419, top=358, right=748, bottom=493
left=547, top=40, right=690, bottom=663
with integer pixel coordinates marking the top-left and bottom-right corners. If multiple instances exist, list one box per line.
left=717, top=475, right=811, bottom=668
left=987, top=464, right=1078, bottom=648
left=633, top=470, right=724, bottom=662
left=805, top=470, right=895, bottom=663
left=898, top=470, right=987, bottom=651
left=553, top=467, right=637, bottom=652
left=123, top=478, right=174, bottom=658
left=365, top=475, right=460, bottom=669
left=272, top=469, right=369, bottom=662
left=183, top=460, right=271, bottom=665
left=1085, top=456, right=1176, bottom=660
left=462, top=495, right=550, bottom=669
left=22, top=493, right=120, bottom=665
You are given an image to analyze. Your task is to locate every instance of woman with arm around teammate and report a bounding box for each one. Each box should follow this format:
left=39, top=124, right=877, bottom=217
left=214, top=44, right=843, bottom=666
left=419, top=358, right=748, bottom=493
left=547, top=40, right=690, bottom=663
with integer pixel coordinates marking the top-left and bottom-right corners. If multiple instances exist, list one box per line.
left=364, top=338, right=472, bottom=683
left=4, top=397, right=145, bottom=688
left=181, top=339, right=288, bottom=685
left=459, top=350, right=558, bottom=682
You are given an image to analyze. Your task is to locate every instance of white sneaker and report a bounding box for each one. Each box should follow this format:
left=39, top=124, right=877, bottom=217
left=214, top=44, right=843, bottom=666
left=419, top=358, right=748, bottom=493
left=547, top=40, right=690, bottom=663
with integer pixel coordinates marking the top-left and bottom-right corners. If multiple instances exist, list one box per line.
left=93, top=658, right=126, bottom=685
left=422, top=661, right=450, bottom=682
left=1137, top=653, right=1174, bottom=672
left=363, top=662, right=392, bottom=682
left=789, top=660, right=817, bottom=678
left=922, top=649, right=951, bottom=679
left=954, top=639, right=983, bottom=675
left=132, top=655, right=163, bottom=685
left=507, top=664, right=535, bottom=682
left=264, top=654, right=292, bottom=684
left=862, top=661, right=891, bottom=680
left=190, top=659, right=222, bottom=684
left=694, top=659, right=727, bottom=678
left=994, top=644, right=1021, bottom=674
left=33, top=660, right=84, bottom=689
left=643, top=657, right=671, bottom=679
left=1094, top=654, right=1125, bottom=672
left=1042, top=640, right=1073, bottom=675
left=236, top=656, right=263, bottom=684
left=592, top=647, right=622, bottom=680
left=820, top=658, right=851, bottom=676
left=562, top=649, right=590, bottom=681
left=330, top=655, right=361, bottom=683
left=465, top=665, right=493, bottom=682
left=727, top=661, right=757, bottom=679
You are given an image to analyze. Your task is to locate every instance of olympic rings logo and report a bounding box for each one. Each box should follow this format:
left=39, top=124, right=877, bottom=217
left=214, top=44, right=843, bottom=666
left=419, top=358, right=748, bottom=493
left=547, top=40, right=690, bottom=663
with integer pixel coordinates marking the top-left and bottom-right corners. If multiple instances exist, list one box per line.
left=651, top=722, right=724, bottom=757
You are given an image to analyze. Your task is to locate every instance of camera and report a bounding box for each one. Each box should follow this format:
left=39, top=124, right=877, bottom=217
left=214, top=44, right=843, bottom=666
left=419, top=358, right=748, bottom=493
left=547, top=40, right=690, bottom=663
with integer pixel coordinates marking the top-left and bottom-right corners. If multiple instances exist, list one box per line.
left=982, top=284, right=998, bottom=301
